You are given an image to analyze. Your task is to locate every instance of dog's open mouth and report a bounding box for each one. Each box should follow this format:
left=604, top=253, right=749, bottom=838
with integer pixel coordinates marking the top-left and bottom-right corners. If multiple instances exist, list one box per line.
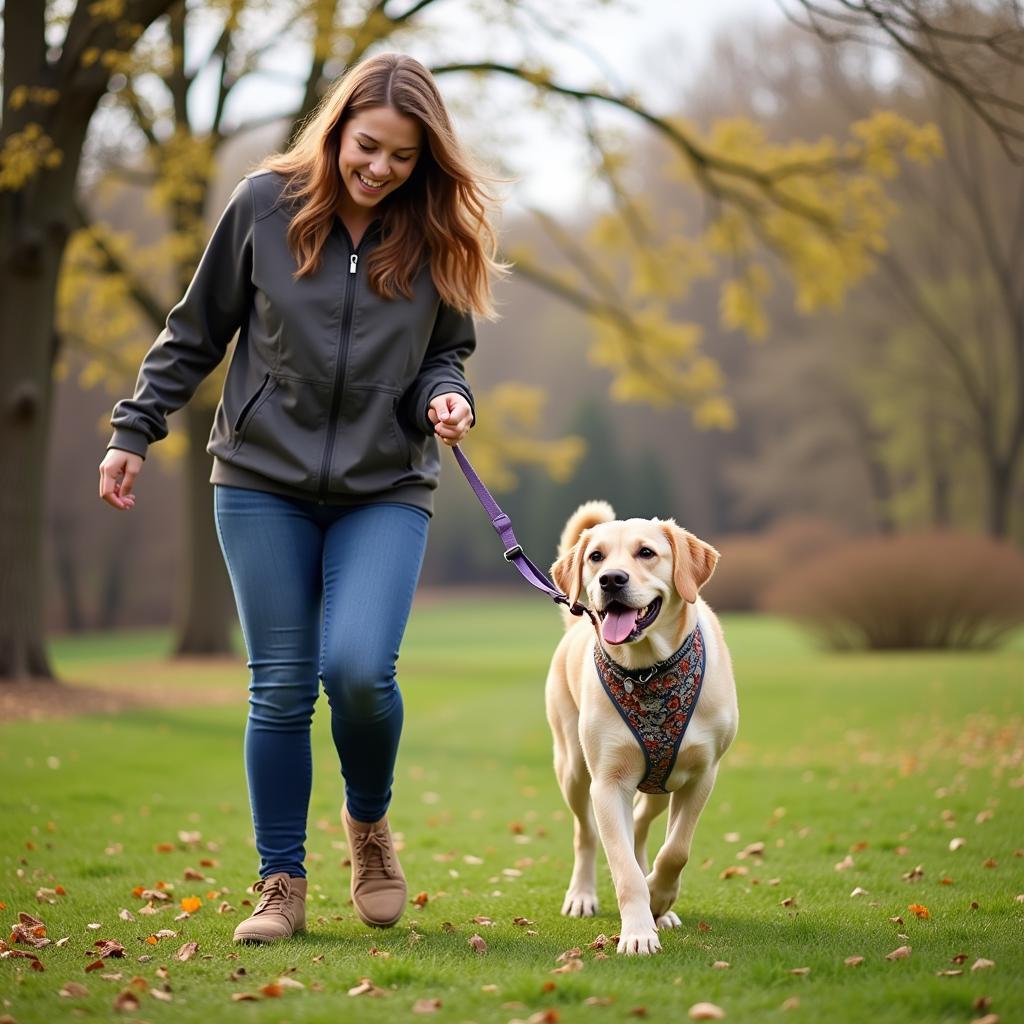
left=597, top=597, right=662, bottom=645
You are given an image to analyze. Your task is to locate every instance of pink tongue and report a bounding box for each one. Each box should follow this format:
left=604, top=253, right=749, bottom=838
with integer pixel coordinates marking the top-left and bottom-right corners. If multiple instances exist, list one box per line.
left=602, top=606, right=639, bottom=645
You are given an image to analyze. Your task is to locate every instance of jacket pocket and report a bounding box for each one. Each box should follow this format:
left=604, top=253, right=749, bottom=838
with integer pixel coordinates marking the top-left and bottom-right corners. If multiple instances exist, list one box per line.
left=232, top=373, right=275, bottom=440
left=329, top=385, right=413, bottom=494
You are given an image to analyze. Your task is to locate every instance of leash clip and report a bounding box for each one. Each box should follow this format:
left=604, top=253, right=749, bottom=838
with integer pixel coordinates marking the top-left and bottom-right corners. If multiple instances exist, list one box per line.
left=503, top=544, right=523, bottom=561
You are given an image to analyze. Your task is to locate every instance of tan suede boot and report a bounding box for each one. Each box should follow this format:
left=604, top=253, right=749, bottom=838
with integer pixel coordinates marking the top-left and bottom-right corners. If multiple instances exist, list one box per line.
left=343, top=806, right=407, bottom=928
left=232, top=872, right=307, bottom=944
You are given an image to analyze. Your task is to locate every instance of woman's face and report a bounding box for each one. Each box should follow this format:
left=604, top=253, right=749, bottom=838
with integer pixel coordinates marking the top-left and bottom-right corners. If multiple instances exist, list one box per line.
left=337, top=106, right=422, bottom=213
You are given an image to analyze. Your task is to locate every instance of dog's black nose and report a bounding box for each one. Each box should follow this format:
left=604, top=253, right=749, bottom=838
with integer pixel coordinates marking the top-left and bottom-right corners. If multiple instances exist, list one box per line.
left=599, top=570, right=630, bottom=592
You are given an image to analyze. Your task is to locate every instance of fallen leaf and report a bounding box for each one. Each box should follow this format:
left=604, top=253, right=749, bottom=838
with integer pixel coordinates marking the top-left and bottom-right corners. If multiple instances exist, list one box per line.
left=84, top=960, right=106, bottom=973
left=59, top=982, right=89, bottom=998
left=584, top=996, right=615, bottom=1006
left=150, top=988, right=174, bottom=1002
left=902, top=865, right=925, bottom=882
left=834, top=855, right=854, bottom=871
left=472, top=915, right=494, bottom=927
left=550, top=958, right=584, bottom=974
left=935, top=969, right=963, bottom=977
left=908, top=904, right=930, bottom=919
left=720, top=866, right=748, bottom=879
left=468, top=934, right=487, bottom=954
left=689, top=1003, right=726, bottom=1020
left=259, top=983, right=283, bottom=997
left=780, top=897, right=796, bottom=908
left=348, top=977, right=386, bottom=997
left=886, top=945, right=912, bottom=960
left=555, top=948, right=582, bottom=962
left=781, top=997, right=800, bottom=1010
left=180, top=897, right=202, bottom=913
left=949, top=837, right=966, bottom=851
left=971, top=958, right=995, bottom=971
left=413, top=891, right=429, bottom=908
left=697, top=921, right=712, bottom=932
left=112, top=989, right=140, bottom=1012
left=413, top=998, right=443, bottom=1014
left=971, top=1015, right=999, bottom=1024
left=93, top=939, right=126, bottom=959
left=231, top=992, right=260, bottom=1001
left=790, top=966, right=810, bottom=975
left=175, top=941, right=198, bottom=961
left=844, top=956, right=864, bottom=967
left=513, top=916, right=534, bottom=927
left=368, top=947, right=390, bottom=958
left=982, top=858, right=998, bottom=869
left=712, top=961, right=730, bottom=969
left=850, top=887, right=869, bottom=898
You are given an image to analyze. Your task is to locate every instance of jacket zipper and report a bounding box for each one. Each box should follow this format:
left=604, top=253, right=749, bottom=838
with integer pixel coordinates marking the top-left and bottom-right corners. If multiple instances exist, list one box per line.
left=317, top=244, right=362, bottom=503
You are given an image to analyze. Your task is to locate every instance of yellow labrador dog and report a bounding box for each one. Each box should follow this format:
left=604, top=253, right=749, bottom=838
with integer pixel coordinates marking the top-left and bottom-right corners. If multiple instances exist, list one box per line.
left=546, top=501, right=738, bottom=955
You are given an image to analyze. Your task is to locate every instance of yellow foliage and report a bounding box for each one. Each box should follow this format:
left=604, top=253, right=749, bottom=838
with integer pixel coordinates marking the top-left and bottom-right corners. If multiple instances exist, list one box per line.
left=464, top=383, right=586, bottom=491
left=87, top=0, right=126, bottom=20
left=0, top=124, right=63, bottom=190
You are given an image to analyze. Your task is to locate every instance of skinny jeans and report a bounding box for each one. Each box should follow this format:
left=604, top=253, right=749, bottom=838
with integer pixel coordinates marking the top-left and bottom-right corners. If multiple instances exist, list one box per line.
left=213, top=484, right=429, bottom=880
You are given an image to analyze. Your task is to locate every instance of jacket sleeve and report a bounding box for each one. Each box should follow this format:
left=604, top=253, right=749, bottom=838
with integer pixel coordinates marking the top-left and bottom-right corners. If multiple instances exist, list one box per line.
left=107, top=178, right=255, bottom=458
left=408, top=301, right=477, bottom=434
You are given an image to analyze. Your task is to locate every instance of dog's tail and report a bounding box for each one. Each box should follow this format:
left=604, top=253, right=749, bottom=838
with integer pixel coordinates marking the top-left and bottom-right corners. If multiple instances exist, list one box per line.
left=555, top=500, right=615, bottom=629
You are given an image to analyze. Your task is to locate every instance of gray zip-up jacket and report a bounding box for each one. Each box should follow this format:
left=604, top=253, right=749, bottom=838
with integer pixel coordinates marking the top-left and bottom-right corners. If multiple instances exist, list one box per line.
left=108, top=169, right=476, bottom=514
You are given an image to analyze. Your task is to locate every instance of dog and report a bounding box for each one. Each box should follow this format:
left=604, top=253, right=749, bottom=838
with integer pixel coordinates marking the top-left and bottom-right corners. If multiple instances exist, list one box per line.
left=545, top=501, right=738, bottom=955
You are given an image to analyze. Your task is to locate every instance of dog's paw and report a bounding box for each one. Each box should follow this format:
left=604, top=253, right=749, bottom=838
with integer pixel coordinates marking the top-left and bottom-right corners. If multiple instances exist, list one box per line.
left=616, top=926, right=662, bottom=956
left=561, top=892, right=599, bottom=917
left=655, top=910, right=681, bottom=929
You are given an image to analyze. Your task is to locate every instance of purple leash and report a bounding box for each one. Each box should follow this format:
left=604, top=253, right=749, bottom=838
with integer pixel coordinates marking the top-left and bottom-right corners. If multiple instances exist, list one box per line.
left=451, top=444, right=597, bottom=626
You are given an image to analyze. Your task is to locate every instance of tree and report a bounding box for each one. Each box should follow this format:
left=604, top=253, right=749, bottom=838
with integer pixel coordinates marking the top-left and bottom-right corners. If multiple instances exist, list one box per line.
left=1, top=0, right=180, bottom=679
left=6, top=0, right=941, bottom=680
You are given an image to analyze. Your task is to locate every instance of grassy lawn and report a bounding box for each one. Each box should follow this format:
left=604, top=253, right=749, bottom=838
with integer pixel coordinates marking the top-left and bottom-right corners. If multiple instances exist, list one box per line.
left=1, top=598, right=1021, bottom=1023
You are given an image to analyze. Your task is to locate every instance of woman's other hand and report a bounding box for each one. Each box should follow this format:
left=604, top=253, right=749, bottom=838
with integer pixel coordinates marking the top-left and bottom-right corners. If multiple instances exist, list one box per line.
left=98, top=449, right=143, bottom=510
left=427, top=393, right=473, bottom=447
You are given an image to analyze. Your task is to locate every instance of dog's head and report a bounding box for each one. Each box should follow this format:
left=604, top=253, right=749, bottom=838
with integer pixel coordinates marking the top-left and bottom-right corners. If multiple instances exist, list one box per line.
left=552, top=515, right=719, bottom=646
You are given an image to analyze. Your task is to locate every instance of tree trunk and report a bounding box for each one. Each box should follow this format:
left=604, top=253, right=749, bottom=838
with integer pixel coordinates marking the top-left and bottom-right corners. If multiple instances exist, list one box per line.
left=985, top=455, right=1013, bottom=538
left=172, top=401, right=236, bottom=655
left=0, top=196, right=66, bottom=680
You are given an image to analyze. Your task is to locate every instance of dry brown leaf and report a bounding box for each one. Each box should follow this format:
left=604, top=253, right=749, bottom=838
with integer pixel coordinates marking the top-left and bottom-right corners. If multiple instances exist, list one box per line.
left=781, top=997, right=801, bottom=1010
left=850, top=887, right=869, bottom=898
left=112, top=989, right=140, bottom=1012
left=834, top=855, right=854, bottom=871
left=790, top=967, right=810, bottom=975
left=971, top=1015, right=999, bottom=1024
left=472, top=915, right=494, bottom=926
left=231, top=992, right=260, bottom=1001
left=368, top=947, right=391, bottom=959
left=584, top=995, right=615, bottom=1006
left=348, top=977, right=386, bottom=997
left=712, top=961, right=730, bottom=969
left=689, top=1003, right=726, bottom=1020
left=59, top=982, right=89, bottom=998
left=150, top=988, right=174, bottom=1002
left=949, top=837, right=966, bottom=851
left=550, top=958, right=584, bottom=974
left=886, top=945, right=912, bottom=960
left=528, top=1012, right=560, bottom=1023
left=951, top=953, right=969, bottom=964
left=93, top=939, right=126, bottom=959
left=902, top=865, right=925, bottom=882
left=84, top=960, right=106, bottom=973
left=513, top=916, right=534, bottom=927
left=413, top=891, right=429, bottom=907
left=555, top=947, right=582, bottom=962
left=780, top=897, right=796, bottom=908
left=720, top=866, right=748, bottom=879
left=844, top=956, right=864, bottom=967
left=259, top=983, right=283, bottom=998
left=175, top=941, right=198, bottom=961
left=971, top=958, right=995, bottom=971
left=588, top=934, right=611, bottom=950
left=936, top=969, right=963, bottom=977
left=413, top=997, right=443, bottom=1014
left=468, top=934, right=488, bottom=954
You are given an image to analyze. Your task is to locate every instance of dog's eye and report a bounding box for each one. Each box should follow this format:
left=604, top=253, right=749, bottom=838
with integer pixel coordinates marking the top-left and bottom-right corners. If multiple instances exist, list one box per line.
left=588, top=550, right=604, bottom=563
left=637, top=547, right=656, bottom=559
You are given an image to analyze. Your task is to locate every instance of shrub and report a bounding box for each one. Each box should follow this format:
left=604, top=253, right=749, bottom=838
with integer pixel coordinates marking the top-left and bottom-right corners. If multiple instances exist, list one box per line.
left=761, top=531, right=1024, bottom=650
left=703, top=517, right=848, bottom=611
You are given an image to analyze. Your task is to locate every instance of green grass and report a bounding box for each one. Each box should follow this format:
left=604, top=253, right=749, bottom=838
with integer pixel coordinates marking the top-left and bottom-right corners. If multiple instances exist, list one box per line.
left=1, top=601, right=1021, bottom=1023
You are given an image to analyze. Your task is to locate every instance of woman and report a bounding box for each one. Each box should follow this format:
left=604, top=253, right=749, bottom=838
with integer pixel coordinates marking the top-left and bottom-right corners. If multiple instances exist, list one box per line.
left=98, top=52, right=504, bottom=944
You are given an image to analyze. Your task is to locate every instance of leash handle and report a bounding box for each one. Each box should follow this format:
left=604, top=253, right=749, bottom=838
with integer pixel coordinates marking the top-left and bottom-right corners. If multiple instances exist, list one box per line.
left=451, top=444, right=596, bottom=625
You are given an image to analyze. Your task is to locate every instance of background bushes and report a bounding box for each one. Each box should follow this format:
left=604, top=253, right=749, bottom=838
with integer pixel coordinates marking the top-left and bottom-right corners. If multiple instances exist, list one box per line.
left=760, top=531, right=1024, bottom=650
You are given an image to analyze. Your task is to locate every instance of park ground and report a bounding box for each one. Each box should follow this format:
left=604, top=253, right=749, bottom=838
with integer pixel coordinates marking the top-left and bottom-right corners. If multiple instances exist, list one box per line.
left=1, top=597, right=1021, bottom=1023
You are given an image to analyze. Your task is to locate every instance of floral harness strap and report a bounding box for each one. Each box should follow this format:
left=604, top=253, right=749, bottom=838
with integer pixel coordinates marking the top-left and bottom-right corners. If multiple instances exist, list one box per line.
left=593, top=625, right=706, bottom=795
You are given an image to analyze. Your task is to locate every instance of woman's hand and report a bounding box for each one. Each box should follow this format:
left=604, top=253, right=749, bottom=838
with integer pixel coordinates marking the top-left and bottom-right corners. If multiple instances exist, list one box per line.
left=427, top=393, right=473, bottom=447
left=98, top=449, right=143, bottom=511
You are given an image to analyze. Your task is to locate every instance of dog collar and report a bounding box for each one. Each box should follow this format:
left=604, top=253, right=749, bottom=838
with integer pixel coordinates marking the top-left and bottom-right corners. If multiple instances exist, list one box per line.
left=593, top=625, right=706, bottom=794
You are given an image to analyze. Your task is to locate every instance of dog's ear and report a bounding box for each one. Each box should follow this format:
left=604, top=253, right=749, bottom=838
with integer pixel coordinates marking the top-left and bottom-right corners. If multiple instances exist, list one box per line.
left=551, top=532, right=588, bottom=607
left=661, top=521, right=719, bottom=604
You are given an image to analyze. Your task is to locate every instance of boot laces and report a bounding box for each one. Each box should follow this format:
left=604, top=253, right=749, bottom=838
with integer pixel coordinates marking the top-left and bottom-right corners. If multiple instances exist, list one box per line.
left=353, top=829, right=395, bottom=880
left=252, top=875, right=290, bottom=915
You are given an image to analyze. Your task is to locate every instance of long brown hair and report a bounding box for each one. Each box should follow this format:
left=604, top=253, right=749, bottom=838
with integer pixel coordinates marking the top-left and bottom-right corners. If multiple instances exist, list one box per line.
left=258, top=53, right=506, bottom=319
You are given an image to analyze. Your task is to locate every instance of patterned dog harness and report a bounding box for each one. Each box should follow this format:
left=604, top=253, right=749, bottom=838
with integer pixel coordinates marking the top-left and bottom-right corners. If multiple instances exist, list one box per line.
left=593, top=625, right=706, bottom=794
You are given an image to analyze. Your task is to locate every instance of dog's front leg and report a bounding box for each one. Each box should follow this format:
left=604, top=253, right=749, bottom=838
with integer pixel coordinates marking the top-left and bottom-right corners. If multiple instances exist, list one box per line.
left=647, top=768, right=718, bottom=928
left=590, top=780, right=661, bottom=955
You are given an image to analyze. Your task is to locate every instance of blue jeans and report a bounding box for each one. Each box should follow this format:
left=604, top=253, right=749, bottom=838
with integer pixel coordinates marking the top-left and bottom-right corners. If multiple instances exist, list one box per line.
left=213, top=484, right=429, bottom=880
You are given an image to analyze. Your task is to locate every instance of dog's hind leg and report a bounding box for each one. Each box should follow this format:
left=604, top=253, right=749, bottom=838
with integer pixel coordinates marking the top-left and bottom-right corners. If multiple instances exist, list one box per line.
left=647, top=767, right=718, bottom=928
left=633, top=793, right=670, bottom=874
